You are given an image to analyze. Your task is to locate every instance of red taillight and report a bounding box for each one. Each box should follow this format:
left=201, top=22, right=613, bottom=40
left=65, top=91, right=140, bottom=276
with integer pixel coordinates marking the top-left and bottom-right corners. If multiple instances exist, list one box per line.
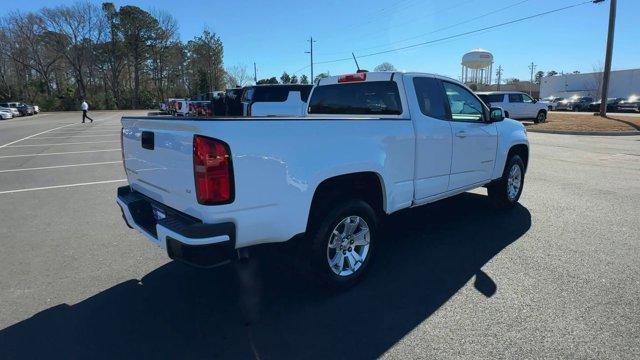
left=193, top=135, right=233, bottom=204
left=338, top=73, right=367, bottom=83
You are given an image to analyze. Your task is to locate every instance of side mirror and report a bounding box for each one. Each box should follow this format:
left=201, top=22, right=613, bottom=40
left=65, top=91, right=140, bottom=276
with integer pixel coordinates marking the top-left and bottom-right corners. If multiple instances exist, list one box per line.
left=489, top=107, right=505, bottom=122
left=532, top=99, right=538, bottom=104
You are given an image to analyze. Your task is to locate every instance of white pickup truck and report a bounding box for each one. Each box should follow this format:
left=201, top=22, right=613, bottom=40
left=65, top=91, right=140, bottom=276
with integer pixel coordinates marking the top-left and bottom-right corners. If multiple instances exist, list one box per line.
left=117, top=71, right=529, bottom=289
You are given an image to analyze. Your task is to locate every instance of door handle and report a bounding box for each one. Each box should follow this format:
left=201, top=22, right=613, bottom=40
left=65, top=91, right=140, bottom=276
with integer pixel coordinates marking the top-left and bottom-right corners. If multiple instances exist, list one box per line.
left=455, top=131, right=467, bottom=138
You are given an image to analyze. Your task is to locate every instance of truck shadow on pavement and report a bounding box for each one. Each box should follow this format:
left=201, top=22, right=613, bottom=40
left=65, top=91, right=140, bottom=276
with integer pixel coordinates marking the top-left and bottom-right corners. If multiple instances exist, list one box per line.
left=0, top=192, right=531, bottom=359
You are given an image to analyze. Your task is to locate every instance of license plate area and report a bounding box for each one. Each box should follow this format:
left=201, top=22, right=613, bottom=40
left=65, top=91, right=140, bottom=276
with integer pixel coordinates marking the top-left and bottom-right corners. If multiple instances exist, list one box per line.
left=151, top=205, right=166, bottom=221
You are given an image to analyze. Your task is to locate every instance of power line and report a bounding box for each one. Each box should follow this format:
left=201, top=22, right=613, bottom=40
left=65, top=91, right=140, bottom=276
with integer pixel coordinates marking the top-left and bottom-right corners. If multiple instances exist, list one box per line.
left=316, top=0, right=478, bottom=56
left=319, top=0, right=529, bottom=58
left=312, top=1, right=593, bottom=66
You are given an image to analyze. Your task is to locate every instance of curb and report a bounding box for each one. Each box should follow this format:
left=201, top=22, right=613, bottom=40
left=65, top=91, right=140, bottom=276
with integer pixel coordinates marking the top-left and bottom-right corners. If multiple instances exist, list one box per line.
left=527, top=129, right=640, bottom=136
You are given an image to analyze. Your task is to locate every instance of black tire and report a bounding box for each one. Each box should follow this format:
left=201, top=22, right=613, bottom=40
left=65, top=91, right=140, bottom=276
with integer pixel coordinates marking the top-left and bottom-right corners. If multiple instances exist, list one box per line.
left=306, top=199, right=377, bottom=290
left=488, top=154, right=525, bottom=209
left=535, top=110, right=546, bottom=124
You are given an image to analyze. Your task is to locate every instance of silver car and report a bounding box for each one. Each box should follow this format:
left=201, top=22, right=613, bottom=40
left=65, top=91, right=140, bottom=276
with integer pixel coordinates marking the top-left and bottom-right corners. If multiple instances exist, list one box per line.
left=0, top=106, right=16, bottom=119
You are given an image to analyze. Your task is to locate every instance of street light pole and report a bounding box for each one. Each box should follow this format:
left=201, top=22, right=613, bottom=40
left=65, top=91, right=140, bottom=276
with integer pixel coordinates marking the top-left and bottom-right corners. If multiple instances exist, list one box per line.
left=598, top=0, right=616, bottom=117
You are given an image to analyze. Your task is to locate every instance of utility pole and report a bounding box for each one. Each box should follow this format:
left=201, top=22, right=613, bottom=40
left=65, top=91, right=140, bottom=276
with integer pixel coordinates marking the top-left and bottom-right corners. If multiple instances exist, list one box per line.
left=305, top=37, right=316, bottom=82
left=528, top=62, right=537, bottom=96
left=597, top=0, right=616, bottom=117
left=253, top=62, right=257, bottom=83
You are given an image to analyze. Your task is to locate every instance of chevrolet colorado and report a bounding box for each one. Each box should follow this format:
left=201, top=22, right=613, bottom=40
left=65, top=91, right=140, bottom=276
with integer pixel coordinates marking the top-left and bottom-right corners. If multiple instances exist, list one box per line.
left=117, top=71, right=529, bottom=289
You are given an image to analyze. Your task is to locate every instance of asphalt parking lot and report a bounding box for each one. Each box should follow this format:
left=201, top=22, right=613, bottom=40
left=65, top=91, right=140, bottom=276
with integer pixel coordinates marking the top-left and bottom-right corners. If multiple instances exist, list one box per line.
left=0, top=112, right=638, bottom=359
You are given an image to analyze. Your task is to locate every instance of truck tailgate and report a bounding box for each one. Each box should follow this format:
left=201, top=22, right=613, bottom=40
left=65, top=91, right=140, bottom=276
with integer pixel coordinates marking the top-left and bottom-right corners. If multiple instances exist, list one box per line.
left=122, top=117, right=200, bottom=213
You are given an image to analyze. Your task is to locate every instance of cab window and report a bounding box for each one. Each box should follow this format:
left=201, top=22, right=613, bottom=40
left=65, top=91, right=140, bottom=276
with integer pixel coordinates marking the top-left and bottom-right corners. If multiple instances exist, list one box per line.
left=442, top=81, right=484, bottom=122
left=522, top=94, right=534, bottom=103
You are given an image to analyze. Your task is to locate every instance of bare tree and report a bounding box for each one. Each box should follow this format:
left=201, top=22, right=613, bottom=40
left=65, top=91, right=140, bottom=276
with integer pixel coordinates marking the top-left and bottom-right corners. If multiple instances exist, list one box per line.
left=590, top=63, right=604, bottom=99
left=374, top=62, right=396, bottom=72
left=226, top=64, right=251, bottom=87
left=149, top=9, right=178, bottom=102
left=41, top=2, right=106, bottom=99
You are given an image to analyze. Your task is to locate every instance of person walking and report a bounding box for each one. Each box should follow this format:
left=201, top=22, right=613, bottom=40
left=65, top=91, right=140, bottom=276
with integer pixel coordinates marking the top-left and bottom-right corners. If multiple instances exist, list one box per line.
left=81, top=99, right=94, bottom=123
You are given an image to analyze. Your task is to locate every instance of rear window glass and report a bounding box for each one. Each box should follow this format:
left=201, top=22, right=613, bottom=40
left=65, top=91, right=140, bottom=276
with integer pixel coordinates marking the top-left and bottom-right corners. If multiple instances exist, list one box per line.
left=308, top=81, right=402, bottom=115
left=479, top=94, right=504, bottom=103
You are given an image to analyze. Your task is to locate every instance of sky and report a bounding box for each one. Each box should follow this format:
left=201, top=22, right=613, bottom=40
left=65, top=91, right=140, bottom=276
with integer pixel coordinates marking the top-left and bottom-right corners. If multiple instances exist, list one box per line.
left=15, top=0, right=640, bottom=82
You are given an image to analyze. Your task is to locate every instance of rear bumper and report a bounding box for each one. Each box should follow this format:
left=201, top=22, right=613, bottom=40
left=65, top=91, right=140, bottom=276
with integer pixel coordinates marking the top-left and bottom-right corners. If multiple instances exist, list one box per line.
left=116, top=186, right=236, bottom=268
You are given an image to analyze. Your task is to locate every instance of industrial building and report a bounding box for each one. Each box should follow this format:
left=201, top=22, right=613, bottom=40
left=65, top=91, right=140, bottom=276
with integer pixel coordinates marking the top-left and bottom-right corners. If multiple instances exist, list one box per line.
left=540, top=68, right=640, bottom=99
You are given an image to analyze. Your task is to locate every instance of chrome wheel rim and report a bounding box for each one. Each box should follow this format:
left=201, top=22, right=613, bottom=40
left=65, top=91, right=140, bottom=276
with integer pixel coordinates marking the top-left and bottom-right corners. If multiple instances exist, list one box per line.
left=507, top=164, right=522, bottom=201
left=327, top=215, right=370, bottom=277
left=537, top=112, right=545, bottom=121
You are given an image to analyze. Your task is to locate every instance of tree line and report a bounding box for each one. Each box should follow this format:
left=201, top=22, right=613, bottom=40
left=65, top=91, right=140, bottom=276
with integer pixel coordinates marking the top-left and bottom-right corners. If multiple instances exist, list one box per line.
left=0, top=2, right=245, bottom=111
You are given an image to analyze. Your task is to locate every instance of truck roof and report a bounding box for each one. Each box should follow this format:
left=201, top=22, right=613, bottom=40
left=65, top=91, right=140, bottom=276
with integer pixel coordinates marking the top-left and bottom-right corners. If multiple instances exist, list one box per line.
left=316, top=71, right=462, bottom=86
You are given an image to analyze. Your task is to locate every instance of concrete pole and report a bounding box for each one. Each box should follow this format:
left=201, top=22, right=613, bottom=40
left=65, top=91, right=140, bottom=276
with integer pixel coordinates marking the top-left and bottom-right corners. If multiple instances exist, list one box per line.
left=599, top=0, right=617, bottom=117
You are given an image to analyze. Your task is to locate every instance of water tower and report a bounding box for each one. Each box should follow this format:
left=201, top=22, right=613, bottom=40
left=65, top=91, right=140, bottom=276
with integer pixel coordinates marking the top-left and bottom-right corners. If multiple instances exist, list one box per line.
left=461, top=49, right=493, bottom=85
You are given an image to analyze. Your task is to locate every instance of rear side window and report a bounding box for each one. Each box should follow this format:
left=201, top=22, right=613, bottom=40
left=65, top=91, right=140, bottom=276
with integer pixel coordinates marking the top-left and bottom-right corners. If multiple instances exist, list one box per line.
left=480, top=94, right=504, bottom=103
left=308, top=81, right=402, bottom=115
left=413, top=77, right=447, bottom=120
left=299, top=86, right=312, bottom=102
left=509, top=94, right=524, bottom=103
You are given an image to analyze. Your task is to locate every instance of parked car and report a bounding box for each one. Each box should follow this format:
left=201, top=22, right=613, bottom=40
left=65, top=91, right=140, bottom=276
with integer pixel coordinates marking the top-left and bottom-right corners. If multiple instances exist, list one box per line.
left=540, top=96, right=563, bottom=111
left=0, top=102, right=21, bottom=116
left=166, top=98, right=186, bottom=115
left=0, top=107, right=14, bottom=119
left=241, top=84, right=313, bottom=116
left=616, top=95, right=640, bottom=112
left=117, top=71, right=529, bottom=289
left=476, top=91, right=548, bottom=123
left=32, top=105, right=40, bottom=114
left=16, top=103, right=35, bottom=116
left=0, top=104, right=20, bottom=117
left=173, top=99, right=190, bottom=116
left=555, top=96, right=594, bottom=111
left=189, top=100, right=213, bottom=117
left=587, top=98, right=624, bottom=112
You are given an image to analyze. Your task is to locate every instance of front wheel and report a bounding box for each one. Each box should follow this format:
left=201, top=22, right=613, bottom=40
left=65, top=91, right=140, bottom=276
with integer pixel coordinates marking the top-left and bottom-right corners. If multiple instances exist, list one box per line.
left=488, top=155, right=525, bottom=209
left=307, top=200, right=377, bottom=290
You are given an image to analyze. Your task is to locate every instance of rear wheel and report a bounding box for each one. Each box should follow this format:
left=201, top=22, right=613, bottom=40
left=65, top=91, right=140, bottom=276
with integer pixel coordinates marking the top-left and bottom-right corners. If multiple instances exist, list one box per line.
left=307, top=200, right=377, bottom=290
left=488, top=155, right=525, bottom=209
left=535, top=110, right=547, bottom=123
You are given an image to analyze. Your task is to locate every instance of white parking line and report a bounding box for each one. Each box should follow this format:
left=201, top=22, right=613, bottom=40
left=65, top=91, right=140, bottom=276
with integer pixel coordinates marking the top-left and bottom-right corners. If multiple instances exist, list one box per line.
left=0, top=113, right=124, bottom=149
left=0, top=161, right=121, bottom=173
left=0, top=179, right=127, bottom=195
left=50, top=130, right=119, bottom=134
left=32, top=134, right=118, bottom=139
left=0, top=123, right=76, bottom=149
left=5, top=140, right=119, bottom=147
left=0, top=149, right=120, bottom=159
